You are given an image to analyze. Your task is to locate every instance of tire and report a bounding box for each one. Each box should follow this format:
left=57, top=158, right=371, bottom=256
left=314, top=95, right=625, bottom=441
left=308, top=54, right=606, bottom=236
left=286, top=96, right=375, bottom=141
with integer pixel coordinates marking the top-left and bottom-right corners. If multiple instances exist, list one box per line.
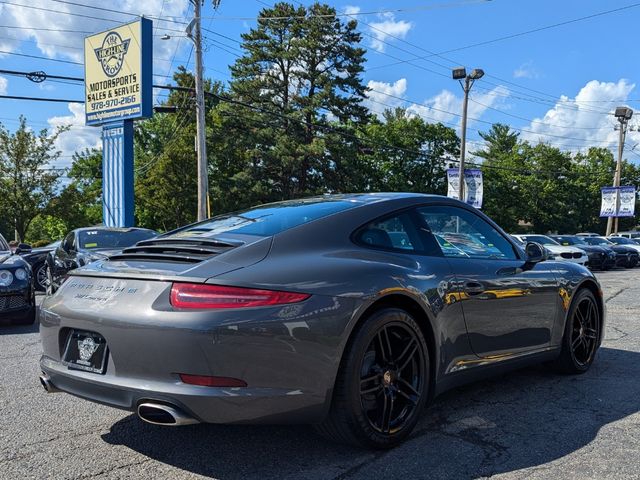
left=551, top=289, right=601, bottom=374
left=315, top=308, right=430, bottom=449
left=34, top=262, right=48, bottom=292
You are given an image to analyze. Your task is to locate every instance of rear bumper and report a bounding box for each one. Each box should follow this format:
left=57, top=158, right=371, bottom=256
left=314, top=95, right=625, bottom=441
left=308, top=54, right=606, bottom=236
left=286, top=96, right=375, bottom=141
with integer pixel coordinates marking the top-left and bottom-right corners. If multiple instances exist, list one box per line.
left=39, top=283, right=359, bottom=424
left=40, top=356, right=328, bottom=424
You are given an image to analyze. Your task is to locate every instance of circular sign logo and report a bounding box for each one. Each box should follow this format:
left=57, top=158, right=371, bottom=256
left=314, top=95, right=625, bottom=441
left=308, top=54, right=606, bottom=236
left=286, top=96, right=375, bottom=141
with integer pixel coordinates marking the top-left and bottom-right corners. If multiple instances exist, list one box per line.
left=94, top=32, right=131, bottom=78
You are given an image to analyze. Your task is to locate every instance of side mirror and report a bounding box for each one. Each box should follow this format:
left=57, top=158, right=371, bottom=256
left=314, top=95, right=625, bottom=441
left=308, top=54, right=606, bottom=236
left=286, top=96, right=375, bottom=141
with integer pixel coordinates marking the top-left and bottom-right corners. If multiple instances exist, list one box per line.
left=524, top=242, right=546, bottom=264
left=15, top=243, right=32, bottom=255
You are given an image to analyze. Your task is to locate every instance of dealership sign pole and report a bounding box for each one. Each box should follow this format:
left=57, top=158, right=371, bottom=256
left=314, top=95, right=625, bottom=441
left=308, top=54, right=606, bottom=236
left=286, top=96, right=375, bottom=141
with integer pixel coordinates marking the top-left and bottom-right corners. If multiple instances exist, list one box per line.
left=84, top=19, right=152, bottom=227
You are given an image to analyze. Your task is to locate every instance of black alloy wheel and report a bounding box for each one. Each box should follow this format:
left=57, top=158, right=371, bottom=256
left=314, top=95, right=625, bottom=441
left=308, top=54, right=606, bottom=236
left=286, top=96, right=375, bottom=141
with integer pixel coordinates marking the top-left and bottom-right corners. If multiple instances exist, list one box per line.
left=359, top=323, right=424, bottom=435
left=552, top=289, right=600, bottom=374
left=569, top=295, right=599, bottom=367
left=316, top=308, right=429, bottom=449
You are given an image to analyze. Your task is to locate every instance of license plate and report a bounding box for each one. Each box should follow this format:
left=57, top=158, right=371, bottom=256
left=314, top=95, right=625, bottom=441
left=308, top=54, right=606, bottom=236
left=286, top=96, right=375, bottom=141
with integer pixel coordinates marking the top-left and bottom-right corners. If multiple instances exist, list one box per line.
left=62, top=330, right=108, bottom=374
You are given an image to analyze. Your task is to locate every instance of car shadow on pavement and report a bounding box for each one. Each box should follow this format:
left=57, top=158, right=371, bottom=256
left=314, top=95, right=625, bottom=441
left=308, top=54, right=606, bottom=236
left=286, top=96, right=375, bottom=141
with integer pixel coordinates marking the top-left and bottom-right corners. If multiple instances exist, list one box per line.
left=101, top=346, right=640, bottom=479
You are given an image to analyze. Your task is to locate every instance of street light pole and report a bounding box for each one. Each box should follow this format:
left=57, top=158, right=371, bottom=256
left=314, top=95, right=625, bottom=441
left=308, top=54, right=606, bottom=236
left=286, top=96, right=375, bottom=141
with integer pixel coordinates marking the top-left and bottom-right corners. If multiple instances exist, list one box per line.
left=192, top=0, right=208, bottom=222
left=458, top=77, right=471, bottom=201
left=452, top=67, right=484, bottom=203
left=606, top=107, right=633, bottom=236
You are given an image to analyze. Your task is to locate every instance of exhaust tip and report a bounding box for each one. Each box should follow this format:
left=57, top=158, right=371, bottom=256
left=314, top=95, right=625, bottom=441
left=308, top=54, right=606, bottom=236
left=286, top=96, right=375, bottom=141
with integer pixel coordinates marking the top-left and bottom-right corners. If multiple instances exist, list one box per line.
left=137, top=402, right=199, bottom=427
left=39, top=374, right=60, bottom=393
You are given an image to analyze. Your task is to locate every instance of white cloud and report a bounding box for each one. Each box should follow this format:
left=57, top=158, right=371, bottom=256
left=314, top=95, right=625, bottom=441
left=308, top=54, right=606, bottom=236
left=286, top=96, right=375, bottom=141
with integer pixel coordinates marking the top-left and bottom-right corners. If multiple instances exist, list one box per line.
left=47, top=103, right=101, bottom=167
left=0, top=0, right=190, bottom=78
left=513, top=61, right=540, bottom=79
left=0, top=76, right=7, bottom=95
left=365, top=78, right=407, bottom=116
left=344, top=5, right=361, bottom=16
left=368, top=13, right=412, bottom=53
left=407, top=85, right=511, bottom=129
left=520, top=79, right=639, bottom=153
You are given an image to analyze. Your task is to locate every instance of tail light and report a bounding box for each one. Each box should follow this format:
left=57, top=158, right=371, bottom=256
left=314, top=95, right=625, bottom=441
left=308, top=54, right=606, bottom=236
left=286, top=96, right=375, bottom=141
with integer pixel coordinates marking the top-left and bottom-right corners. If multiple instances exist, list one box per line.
left=170, top=283, right=310, bottom=309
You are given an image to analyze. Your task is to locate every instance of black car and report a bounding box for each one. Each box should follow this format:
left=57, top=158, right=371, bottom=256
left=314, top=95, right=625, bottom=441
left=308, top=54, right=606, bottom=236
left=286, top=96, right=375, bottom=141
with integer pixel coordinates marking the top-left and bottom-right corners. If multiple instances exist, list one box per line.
left=18, top=241, right=60, bottom=292
left=0, top=234, right=36, bottom=325
left=551, top=235, right=616, bottom=270
left=607, top=236, right=640, bottom=261
left=46, top=227, right=157, bottom=294
left=582, top=236, right=638, bottom=268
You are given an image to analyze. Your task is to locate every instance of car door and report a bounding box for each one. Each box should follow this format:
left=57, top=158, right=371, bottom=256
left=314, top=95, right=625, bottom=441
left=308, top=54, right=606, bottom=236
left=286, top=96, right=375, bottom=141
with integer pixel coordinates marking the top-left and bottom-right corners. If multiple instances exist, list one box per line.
left=354, top=209, right=475, bottom=375
left=415, top=205, right=559, bottom=358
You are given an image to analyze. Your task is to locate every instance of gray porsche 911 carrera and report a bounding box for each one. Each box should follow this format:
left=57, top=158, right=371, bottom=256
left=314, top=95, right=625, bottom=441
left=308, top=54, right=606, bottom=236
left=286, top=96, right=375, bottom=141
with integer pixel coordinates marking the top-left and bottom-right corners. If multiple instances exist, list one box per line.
left=39, top=193, right=604, bottom=449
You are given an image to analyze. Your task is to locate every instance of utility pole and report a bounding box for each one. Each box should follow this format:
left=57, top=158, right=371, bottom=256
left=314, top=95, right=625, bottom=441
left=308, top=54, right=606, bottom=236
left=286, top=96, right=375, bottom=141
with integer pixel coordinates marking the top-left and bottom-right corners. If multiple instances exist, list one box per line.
left=452, top=67, right=484, bottom=202
left=606, top=107, right=633, bottom=236
left=192, top=0, right=208, bottom=222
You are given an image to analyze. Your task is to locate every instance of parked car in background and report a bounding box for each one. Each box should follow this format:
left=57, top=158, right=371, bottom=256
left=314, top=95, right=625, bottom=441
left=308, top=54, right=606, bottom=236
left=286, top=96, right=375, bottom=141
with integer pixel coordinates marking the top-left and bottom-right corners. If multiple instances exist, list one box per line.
left=610, top=231, right=640, bottom=240
left=575, top=232, right=599, bottom=238
left=512, top=234, right=587, bottom=266
left=551, top=235, right=616, bottom=270
left=38, top=193, right=605, bottom=449
left=0, top=234, right=36, bottom=325
left=45, top=227, right=158, bottom=294
left=581, top=236, right=639, bottom=268
left=18, top=240, right=60, bottom=292
left=606, top=236, right=640, bottom=255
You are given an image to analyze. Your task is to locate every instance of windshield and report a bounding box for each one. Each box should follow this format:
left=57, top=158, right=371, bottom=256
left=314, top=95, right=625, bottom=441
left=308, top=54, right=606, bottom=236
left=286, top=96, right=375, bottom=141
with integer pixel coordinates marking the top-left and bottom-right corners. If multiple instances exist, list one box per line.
left=519, top=235, right=558, bottom=246
left=609, top=237, right=634, bottom=245
left=78, top=229, right=157, bottom=250
left=585, top=237, right=611, bottom=246
left=553, top=236, right=585, bottom=246
left=169, top=198, right=359, bottom=238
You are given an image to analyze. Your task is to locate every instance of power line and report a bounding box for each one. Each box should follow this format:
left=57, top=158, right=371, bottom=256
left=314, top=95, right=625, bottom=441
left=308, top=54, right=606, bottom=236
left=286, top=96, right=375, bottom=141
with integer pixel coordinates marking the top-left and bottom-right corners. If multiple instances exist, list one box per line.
left=468, top=97, right=613, bottom=130
left=368, top=2, right=640, bottom=70
left=0, top=50, right=82, bottom=65
left=0, top=94, right=83, bottom=103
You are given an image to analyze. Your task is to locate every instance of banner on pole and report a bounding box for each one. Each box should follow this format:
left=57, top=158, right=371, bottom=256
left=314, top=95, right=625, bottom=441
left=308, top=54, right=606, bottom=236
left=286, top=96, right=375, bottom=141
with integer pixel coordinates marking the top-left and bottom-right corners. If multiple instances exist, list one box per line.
left=618, top=186, right=636, bottom=217
left=600, top=186, right=637, bottom=218
left=599, top=187, right=618, bottom=217
left=446, top=168, right=483, bottom=209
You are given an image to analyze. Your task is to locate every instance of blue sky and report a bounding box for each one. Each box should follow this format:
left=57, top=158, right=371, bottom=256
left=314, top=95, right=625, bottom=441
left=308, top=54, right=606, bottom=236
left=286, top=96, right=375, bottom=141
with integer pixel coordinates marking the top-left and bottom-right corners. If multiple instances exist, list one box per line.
left=1, top=0, right=639, bottom=168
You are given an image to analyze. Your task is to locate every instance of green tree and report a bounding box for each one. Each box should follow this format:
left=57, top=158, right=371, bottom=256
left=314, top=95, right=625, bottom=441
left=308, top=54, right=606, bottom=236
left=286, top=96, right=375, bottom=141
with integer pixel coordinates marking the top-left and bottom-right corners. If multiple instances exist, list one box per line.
left=213, top=1, right=368, bottom=206
left=49, top=149, right=103, bottom=231
left=472, top=124, right=524, bottom=232
left=134, top=67, right=222, bottom=230
left=360, top=108, right=459, bottom=193
left=0, top=116, right=67, bottom=241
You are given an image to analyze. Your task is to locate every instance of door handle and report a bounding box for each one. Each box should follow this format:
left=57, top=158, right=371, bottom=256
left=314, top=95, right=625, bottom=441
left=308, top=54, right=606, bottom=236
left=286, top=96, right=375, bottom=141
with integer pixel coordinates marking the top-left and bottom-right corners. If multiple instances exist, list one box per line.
left=463, top=281, right=485, bottom=295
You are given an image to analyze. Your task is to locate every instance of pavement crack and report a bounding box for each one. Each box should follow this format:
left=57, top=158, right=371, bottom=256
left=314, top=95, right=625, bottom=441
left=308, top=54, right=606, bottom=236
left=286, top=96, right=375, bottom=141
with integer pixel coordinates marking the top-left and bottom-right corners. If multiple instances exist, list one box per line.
left=605, top=286, right=628, bottom=304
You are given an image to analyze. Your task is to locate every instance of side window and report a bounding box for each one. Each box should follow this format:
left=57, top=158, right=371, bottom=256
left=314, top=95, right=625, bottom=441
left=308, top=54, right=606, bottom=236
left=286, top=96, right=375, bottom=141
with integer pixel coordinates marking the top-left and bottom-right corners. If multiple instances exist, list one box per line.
left=416, top=206, right=517, bottom=260
left=355, top=212, right=420, bottom=253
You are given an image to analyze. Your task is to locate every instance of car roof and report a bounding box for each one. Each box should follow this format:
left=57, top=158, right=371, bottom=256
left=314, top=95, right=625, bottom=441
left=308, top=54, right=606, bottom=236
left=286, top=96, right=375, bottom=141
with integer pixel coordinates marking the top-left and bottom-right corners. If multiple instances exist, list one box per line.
left=73, top=227, right=156, bottom=233
left=254, top=192, right=441, bottom=208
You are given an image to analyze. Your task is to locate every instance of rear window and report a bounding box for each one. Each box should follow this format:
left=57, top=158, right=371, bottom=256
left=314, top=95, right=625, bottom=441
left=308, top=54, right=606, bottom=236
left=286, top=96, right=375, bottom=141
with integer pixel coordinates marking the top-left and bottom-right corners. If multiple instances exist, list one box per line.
left=78, top=230, right=157, bottom=249
left=171, top=199, right=359, bottom=238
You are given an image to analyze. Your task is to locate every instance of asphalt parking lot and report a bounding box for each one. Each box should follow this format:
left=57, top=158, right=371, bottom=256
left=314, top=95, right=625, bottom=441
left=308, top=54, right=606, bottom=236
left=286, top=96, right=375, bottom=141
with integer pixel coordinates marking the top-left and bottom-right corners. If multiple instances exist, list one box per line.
left=1, top=269, right=639, bottom=480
